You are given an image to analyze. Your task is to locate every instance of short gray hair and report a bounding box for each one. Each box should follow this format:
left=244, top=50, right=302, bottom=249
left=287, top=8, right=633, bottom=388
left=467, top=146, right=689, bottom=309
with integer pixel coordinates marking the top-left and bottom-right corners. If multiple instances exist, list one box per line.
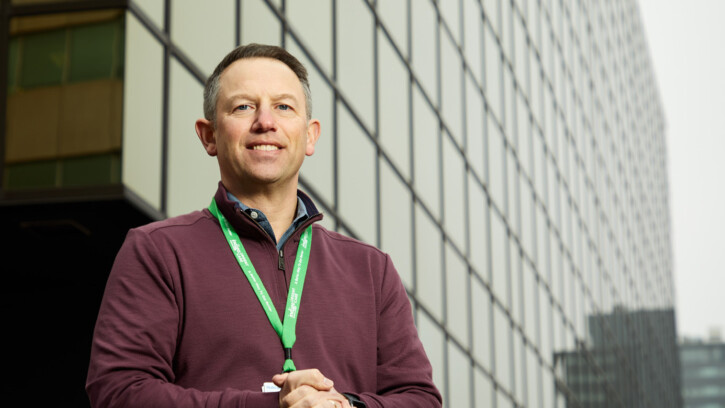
left=203, top=43, right=313, bottom=124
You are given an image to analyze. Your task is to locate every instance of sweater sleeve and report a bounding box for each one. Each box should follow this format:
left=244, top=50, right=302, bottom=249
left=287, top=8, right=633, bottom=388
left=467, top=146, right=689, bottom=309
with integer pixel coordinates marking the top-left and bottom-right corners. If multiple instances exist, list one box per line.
left=85, top=228, right=278, bottom=408
left=354, top=255, right=442, bottom=408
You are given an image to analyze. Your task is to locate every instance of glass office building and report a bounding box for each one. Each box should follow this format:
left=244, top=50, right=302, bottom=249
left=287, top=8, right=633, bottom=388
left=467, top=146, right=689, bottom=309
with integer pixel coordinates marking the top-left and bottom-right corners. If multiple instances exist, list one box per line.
left=680, top=339, right=725, bottom=408
left=1, top=0, right=678, bottom=406
left=557, top=308, right=681, bottom=407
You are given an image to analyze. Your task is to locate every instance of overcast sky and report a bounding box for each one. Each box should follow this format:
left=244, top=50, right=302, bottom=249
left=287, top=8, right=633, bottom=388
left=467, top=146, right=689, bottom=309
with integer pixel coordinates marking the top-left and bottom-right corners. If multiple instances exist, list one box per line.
left=637, top=0, right=725, bottom=340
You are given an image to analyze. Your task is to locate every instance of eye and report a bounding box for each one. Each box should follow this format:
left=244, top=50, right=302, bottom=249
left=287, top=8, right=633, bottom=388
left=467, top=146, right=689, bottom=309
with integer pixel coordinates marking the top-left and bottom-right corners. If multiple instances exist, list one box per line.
left=236, top=104, right=251, bottom=111
left=277, top=104, right=291, bottom=111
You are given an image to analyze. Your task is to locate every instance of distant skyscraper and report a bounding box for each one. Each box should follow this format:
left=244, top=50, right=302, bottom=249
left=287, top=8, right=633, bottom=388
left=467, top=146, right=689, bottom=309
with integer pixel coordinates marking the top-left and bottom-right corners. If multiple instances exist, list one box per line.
left=557, top=308, right=681, bottom=407
left=680, top=338, right=725, bottom=408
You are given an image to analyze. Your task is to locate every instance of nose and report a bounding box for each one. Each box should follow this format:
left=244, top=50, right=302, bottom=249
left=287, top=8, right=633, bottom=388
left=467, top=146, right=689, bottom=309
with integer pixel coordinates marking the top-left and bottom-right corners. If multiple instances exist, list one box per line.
left=251, top=106, right=277, bottom=133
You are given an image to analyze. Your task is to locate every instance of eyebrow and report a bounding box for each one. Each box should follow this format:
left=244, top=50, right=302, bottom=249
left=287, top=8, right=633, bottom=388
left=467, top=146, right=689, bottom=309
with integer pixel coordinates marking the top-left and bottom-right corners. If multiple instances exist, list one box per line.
left=225, top=92, right=300, bottom=104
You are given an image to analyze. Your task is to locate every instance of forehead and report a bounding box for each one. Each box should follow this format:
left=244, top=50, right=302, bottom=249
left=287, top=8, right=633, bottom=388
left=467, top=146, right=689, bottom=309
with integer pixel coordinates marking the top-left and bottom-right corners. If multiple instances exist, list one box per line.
left=218, top=57, right=304, bottom=99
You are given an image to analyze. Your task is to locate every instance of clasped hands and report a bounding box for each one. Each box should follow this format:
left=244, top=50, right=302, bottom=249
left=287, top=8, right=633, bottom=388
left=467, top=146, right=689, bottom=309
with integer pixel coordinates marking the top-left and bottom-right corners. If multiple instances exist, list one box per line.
left=273, top=369, right=352, bottom=408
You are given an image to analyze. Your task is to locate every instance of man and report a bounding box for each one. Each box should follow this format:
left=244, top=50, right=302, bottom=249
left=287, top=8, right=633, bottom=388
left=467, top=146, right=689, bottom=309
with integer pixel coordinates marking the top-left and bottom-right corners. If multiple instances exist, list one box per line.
left=86, top=44, right=441, bottom=408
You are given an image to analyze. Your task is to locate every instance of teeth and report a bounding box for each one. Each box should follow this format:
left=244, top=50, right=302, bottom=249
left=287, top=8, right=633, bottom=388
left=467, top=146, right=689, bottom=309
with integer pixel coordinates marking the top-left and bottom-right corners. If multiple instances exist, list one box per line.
left=252, top=145, right=279, bottom=151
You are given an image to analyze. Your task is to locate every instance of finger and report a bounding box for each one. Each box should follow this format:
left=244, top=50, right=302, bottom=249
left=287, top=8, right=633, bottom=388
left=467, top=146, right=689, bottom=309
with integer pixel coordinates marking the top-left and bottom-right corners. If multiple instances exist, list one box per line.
left=281, top=387, right=344, bottom=408
left=322, top=396, right=349, bottom=408
left=280, top=384, right=317, bottom=407
left=272, top=373, right=289, bottom=387
left=335, top=396, right=351, bottom=408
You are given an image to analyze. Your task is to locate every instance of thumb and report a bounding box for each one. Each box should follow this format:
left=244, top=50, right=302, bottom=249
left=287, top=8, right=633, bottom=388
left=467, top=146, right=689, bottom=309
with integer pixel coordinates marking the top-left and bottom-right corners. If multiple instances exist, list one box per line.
left=276, top=369, right=335, bottom=391
left=272, top=373, right=289, bottom=387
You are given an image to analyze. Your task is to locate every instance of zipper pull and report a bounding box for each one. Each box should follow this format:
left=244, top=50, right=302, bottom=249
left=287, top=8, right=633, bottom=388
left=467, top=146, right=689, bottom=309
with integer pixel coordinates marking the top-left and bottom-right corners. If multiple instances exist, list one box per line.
left=278, top=249, right=285, bottom=271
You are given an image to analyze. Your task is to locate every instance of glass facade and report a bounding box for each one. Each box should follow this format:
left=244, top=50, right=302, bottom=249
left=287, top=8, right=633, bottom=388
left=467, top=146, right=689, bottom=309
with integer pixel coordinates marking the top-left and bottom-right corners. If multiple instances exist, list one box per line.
left=1, top=0, right=678, bottom=406
left=681, top=341, right=725, bottom=408
left=123, top=1, right=677, bottom=406
left=4, top=9, right=125, bottom=191
left=557, top=309, right=681, bottom=407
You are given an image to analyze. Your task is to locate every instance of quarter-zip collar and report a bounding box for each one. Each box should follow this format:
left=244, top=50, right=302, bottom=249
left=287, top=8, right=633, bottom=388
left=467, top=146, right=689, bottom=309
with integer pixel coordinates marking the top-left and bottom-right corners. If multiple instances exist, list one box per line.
left=211, top=181, right=323, bottom=246
left=226, top=191, right=308, bottom=250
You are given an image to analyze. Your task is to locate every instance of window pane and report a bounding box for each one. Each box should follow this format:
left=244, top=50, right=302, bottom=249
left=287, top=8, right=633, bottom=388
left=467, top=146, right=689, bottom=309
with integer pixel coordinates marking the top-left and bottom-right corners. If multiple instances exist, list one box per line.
left=445, top=244, right=469, bottom=345
left=441, top=33, right=463, bottom=144
left=380, top=160, right=413, bottom=289
left=68, top=20, right=120, bottom=81
left=338, top=105, right=377, bottom=245
left=411, top=0, right=438, bottom=102
left=491, top=209, right=509, bottom=306
left=472, top=276, right=492, bottom=370
left=448, top=341, right=472, bottom=408
left=443, top=133, right=466, bottom=249
left=417, top=309, right=445, bottom=401
left=466, top=76, right=485, bottom=179
left=475, top=367, right=495, bottom=407
left=484, top=25, right=502, bottom=122
left=62, top=153, right=120, bottom=187
left=413, top=86, right=441, bottom=217
left=337, top=0, right=374, bottom=129
left=20, top=29, right=65, bottom=88
left=415, top=205, right=443, bottom=321
left=378, top=33, right=411, bottom=181
left=494, top=304, right=512, bottom=392
left=463, top=0, right=483, bottom=85
left=5, top=11, right=125, bottom=192
left=468, top=174, right=490, bottom=283
left=377, top=0, right=407, bottom=55
left=488, top=115, right=505, bottom=210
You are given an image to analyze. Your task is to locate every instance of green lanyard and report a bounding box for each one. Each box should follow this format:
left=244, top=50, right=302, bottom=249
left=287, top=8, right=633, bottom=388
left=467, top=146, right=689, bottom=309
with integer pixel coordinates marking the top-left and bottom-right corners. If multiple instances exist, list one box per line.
left=208, top=198, right=312, bottom=372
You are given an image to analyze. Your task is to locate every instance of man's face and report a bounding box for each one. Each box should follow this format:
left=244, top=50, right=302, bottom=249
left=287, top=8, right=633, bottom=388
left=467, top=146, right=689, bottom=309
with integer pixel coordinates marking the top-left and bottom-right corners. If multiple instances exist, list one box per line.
left=202, top=57, right=319, bottom=194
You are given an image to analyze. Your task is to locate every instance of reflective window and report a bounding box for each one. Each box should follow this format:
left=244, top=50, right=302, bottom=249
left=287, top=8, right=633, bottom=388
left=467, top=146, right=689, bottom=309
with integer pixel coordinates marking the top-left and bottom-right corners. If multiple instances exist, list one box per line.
left=463, top=0, right=483, bottom=85
left=380, top=160, right=413, bottom=289
left=417, top=309, right=445, bottom=401
left=487, top=117, right=505, bottom=209
left=5, top=10, right=124, bottom=191
left=336, top=0, right=374, bottom=129
left=415, top=204, right=443, bottom=322
left=494, top=304, right=512, bottom=393
left=443, top=134, right=466, bottom=249
left=337, top=105, right=377, bottom=245
left=468, top=174, right=490, bottom=283
left=240, top=0, right=281, bottom=46
left=465, top=76, right=485, bottom=179
left=491, top=209, right=509, bottom=306
left=447, top=341, right=471, bottom=407
left=412, top=86, right=441, bottom=217
left=376, top=0, right=408, bottom=56
left=484, top=24, right=502, bottom=122
left=471, top=277, right=492, bottom=370
left=475, top=367, right=495, bottom=407
left=377, top=33, right=411, bottom=181
left=440, top=33, right=463, bottom=144
left=410, top=0, right=437, bottom=101
left=445, top=244, right=469, bottom=345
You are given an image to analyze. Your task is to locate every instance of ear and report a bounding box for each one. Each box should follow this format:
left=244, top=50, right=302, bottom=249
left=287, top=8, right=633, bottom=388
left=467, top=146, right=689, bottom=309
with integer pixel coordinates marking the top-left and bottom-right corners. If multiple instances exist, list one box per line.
left=305, top=119, right=321, bottom=156
left=195, top=118, right=217, bottom=156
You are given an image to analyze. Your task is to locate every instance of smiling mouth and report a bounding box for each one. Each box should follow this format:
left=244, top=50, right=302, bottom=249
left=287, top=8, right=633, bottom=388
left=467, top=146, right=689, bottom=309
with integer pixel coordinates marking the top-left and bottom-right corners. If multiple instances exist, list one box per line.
left=251, top=144, right=280, bottom=151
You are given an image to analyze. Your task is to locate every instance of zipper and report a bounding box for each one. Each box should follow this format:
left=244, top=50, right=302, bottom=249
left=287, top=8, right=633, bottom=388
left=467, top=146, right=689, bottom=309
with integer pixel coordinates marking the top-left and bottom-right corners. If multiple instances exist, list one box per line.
left=276, top=213, right=322, bottom=272
left=234, top=204, right=323, bottom=272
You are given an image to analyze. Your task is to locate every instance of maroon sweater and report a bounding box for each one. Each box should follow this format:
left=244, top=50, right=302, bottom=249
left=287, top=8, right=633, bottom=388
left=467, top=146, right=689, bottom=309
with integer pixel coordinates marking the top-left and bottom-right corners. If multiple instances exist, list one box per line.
left=86, top=183, right=441, bottom=407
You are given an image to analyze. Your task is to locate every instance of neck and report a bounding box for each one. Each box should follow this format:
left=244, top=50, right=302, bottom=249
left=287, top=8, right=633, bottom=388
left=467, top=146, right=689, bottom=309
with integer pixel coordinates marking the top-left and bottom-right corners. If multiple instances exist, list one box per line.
left=226, top=181, right=299, bottom=240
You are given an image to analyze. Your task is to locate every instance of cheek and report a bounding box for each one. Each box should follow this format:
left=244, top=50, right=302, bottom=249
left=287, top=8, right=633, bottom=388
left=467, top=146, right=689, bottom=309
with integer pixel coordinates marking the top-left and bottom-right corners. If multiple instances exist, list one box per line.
left=215, top=139, right=243, bottom=163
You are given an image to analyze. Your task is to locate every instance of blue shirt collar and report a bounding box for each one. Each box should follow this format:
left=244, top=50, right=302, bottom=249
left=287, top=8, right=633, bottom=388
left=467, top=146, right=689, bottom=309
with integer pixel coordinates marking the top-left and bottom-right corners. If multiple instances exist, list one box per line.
left=226, top=192, right=309, bottom=250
